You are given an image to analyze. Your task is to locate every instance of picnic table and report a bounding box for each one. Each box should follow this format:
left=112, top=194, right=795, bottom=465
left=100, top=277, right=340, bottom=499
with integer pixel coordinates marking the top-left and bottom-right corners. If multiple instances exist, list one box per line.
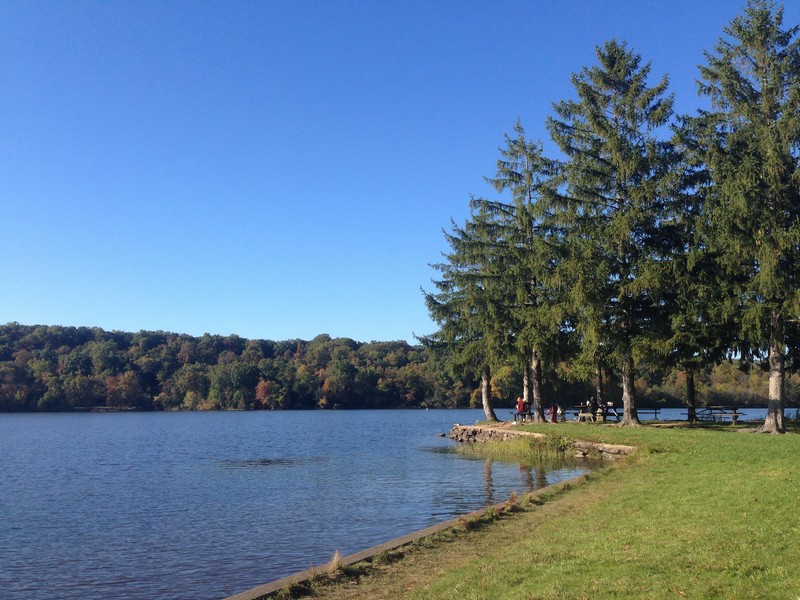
left=636, top=407, right=661, bottom=420
left=571, top=403, right=621, bottom=423
left=570, top=406, right=665, bottom=422
left=510, top=409, right=532, bottom=422
left=694, top=406, right=742, bottom=424
left=510, top=407, right=563, bottom=422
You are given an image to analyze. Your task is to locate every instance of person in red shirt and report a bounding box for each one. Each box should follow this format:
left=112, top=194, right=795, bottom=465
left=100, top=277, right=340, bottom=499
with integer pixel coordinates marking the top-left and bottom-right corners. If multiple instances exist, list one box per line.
left=515, top=396, right=527, bottom=422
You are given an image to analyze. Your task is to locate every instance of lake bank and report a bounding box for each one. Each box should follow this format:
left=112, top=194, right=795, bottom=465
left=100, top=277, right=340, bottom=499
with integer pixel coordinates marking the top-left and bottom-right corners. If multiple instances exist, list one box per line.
left=224, top=473, right=593, bottom=600
left=226, top=423, right=627, bottom=599
left=292, top=421, right=800, bottom=599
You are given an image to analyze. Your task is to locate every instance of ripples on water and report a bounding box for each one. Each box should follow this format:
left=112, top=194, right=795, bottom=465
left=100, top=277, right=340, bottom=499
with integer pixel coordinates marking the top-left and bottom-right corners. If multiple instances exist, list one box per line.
left=218, top=456, right=323, bottom=469
left=0, top=410, right=588, bottom=600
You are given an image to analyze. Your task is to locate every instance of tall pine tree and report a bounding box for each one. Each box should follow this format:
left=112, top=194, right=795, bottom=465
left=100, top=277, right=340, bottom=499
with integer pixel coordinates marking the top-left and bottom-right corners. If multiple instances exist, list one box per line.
left=474, top=120, right=562, bottom=422
left=546, top=40, right=680, bottom=426
left=697, top=0, right=800, bottom=433
left=423, top=203, right=513, bottom=422
left=668, top=114, right=740, bottom=422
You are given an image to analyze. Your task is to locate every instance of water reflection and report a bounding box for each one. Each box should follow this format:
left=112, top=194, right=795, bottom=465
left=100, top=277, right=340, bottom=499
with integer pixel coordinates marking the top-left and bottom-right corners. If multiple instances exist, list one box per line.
left=471, top=454, right=577, bottom=505
left=423, top=443, right=587, bottom=507
left=483, top=458, right=494, bottom=504
left=536, top=463, right=548, bottom=490
left=519, top=463, right=533, bottom=490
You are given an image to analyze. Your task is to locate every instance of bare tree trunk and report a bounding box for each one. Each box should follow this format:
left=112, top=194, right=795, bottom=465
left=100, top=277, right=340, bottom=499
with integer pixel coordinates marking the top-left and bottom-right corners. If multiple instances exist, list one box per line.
left=759, top=312, right=785, bottom=434
left=686, top=368, right=697, bottom=423
left=481, top=366, right=498, bottom=422
left=530, top=348, right=547, bottom=423
left=595, top=362, right=605, bottom=406
left=619, top=353, right=641, bottom=427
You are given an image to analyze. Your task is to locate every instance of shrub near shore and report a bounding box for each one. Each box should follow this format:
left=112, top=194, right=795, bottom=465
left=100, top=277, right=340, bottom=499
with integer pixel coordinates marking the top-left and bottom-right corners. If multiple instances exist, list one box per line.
left=454, top=432, right=575, bottom=463
left=304, top=423, right=800, bottom=599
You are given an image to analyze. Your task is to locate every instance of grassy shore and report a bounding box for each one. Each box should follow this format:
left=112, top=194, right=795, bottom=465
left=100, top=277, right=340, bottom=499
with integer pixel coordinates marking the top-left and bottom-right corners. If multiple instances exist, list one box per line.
left=292, top=422, right=800, bottom=600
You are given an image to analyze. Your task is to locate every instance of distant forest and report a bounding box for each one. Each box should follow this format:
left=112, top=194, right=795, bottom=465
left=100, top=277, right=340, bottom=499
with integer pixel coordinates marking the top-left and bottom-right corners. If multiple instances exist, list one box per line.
left=1, top=322, right=796, bottom=413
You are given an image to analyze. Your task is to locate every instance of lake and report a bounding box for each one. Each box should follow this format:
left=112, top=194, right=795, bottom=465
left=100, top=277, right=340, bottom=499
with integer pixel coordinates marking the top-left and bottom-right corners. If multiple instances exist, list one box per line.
left=0, top=409, right=589, bottom=600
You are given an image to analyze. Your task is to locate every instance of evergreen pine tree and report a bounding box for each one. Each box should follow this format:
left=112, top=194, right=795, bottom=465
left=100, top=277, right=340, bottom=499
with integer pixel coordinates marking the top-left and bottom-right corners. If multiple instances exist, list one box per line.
left=546, top=40, right=679, bottom=426
left=669, top=114, right=740, bottom=422
left=479, top=120, right=562, bottom=422
left=423, top=204, right=513, bottom=422
left=697, top=0, right=800, bottom=433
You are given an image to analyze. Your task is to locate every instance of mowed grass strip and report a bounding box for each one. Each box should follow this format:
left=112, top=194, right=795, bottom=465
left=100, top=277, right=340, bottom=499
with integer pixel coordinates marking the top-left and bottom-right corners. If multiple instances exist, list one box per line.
left=307, top=424, right=800, bottom=600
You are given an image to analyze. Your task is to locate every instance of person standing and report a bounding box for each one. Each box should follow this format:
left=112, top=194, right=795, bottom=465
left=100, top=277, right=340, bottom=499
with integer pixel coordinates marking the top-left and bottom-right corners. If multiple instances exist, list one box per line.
left=515, top=396, right=527, bottom=422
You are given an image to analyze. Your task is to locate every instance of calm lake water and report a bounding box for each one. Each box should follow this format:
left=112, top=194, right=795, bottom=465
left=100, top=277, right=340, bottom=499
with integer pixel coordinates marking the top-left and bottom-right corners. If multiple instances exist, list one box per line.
left=0, top=409, right=590, bottom=600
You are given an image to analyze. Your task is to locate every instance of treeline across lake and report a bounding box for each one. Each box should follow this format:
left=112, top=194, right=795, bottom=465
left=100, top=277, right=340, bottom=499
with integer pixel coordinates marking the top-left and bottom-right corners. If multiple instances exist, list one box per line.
left=1, top=322, right=798, bottom=413
left=0, top=323, right=451, bottom=411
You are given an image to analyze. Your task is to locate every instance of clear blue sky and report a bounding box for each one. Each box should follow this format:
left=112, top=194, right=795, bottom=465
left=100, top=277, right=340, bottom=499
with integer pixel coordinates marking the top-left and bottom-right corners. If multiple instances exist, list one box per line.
left=3, top=1, right=798, bottom=344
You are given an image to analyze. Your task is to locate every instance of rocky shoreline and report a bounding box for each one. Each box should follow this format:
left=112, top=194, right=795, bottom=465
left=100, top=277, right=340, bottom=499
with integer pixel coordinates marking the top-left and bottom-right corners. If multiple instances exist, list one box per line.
left=448, top=423, right=636, bottom=460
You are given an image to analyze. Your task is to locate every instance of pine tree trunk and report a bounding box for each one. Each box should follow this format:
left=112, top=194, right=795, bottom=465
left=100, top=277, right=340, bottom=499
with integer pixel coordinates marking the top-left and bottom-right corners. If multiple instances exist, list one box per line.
left=523, top=360, right=531, bottom=411
left=759, top=313, right=785, bottom=434
left=686, top=368, right=697, bottom=423
left=481, top=366, right=498, bottom=422
left=619, top=353, right=641, bottom=427
left=530, top=348, right=547, bottom=423
left=595, top=362, right=605, bottom=406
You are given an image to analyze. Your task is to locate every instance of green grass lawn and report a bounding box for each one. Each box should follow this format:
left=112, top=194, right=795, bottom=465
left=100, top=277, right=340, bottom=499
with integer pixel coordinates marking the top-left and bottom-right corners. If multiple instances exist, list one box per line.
left=302, top=422, right=800, bottom=600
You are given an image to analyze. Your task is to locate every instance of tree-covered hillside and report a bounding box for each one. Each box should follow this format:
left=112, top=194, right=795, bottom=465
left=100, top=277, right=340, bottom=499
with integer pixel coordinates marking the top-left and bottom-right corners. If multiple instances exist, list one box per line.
left=1, top=322, right=797, bottom=413
left=0, top=323, right=464, bottom=412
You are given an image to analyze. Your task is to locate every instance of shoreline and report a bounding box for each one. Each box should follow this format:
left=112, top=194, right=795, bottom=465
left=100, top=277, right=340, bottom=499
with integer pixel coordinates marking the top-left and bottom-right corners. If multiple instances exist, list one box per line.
left=224, top=473, right=592, bottom=600
left=225, top=423, right=631, bottom=600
